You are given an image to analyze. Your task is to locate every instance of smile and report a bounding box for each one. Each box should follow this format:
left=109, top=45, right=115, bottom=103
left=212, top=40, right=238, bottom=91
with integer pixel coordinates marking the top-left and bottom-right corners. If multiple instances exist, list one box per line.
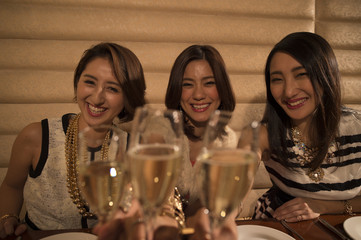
left=191, top=104, right=210, bottom=112
left=286, top=98, right=308, bottom=109
left=88, top=104, right=106, bottom=115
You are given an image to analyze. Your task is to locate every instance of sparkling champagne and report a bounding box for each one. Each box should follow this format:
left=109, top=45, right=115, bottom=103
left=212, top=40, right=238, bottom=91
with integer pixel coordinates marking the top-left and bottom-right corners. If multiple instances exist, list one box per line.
left=199, top=148, right=257, bottom=227
left=128, top=144, right=181, bottom=210
left=78, top=161, right=126, bottom=219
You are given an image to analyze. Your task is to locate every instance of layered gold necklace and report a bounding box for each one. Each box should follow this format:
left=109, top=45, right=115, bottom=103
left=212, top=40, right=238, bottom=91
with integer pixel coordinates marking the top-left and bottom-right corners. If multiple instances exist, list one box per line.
left=65, top=114, right=110, bottom=218
left=291, top=127, right=335, bottom=182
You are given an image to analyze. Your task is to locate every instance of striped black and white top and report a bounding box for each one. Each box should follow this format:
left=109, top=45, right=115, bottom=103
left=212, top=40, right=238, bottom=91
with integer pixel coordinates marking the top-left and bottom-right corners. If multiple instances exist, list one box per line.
left=254, top=108, right=361, bottom=219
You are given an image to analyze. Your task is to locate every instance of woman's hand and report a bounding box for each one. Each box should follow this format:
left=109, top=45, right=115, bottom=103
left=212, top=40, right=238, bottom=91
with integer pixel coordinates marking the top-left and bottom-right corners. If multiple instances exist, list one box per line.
left=93, top=199, right=179, bottom=240
left=94, top=215, right=179, bottom=240
left=189, top=208, right=237, bottom=240
left=273, top=197, right=320, bottom=222
left=93, top=199, right=144, bottom=240
left=0, top=217, right=27, bottom=239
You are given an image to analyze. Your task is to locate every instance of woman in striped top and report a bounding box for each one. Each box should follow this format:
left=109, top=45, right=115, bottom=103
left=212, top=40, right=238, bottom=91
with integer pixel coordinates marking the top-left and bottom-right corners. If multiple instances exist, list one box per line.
left=253, top=32, right=361, bottom=222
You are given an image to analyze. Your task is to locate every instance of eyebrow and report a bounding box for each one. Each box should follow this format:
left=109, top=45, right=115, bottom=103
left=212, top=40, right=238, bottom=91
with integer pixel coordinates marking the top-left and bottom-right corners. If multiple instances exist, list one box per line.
left=83, top=74, right=97, bottom=80
left=270, top=66, right=305, bottom=76
left=83, top=74, right=121, bottom=87
left=182, top=76, right=215, bottom=81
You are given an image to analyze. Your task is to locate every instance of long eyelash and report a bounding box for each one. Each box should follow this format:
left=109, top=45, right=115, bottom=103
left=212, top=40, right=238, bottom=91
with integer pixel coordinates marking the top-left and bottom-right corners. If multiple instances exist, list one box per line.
left=297, top=72, right=308, bottom=77
left=271, top=78, right=281, bottom=82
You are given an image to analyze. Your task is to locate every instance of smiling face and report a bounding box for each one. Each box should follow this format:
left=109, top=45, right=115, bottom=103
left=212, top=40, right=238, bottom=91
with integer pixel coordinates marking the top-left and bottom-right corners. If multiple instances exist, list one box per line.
left=180, top=59, right=220, bottom=127
left=76, top=57, right=124, bottom=128
left=269, top=52, right=317, bottom=128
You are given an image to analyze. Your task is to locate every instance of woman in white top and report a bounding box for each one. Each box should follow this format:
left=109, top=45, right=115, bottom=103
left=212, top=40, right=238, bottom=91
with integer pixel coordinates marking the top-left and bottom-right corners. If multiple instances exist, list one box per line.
left=0, top=42, right=146, bottom=238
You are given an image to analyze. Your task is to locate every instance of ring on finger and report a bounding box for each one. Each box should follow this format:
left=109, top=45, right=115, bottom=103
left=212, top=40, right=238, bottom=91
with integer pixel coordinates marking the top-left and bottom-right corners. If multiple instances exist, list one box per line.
left=297, top=215, right=303, bottom=221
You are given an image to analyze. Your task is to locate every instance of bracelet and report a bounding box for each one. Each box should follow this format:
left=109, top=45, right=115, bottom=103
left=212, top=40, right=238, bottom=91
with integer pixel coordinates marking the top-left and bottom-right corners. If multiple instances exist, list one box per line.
left=173, top=187, right=186, bottom=229
left=160, top=187, right=186, bottom=230
left=343, top=200, right=355, bottom=216
left=0, top=214, right=19, bottom=223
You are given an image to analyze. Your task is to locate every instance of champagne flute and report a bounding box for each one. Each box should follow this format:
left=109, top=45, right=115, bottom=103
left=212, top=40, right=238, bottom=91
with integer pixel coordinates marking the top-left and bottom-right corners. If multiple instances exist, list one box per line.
left=127, top=106, right=183, bottom=239
left=197, top=110, right=259, bottom=238
left=78, top=125, right=127, bottom=224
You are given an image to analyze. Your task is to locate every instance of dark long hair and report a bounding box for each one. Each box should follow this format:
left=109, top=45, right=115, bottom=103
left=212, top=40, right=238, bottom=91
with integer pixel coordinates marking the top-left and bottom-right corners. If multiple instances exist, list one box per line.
left=74, top=42, right=146, bottom=122
left=165, top=45, right=235, bottom=139
left=262, top=32, right=341, bottom=170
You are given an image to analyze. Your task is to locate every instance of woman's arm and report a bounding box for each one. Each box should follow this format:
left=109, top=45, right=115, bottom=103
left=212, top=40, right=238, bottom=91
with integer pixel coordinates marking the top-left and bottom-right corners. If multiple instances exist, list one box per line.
left=273, top=195, right=361, bottom=222
left=309, top=195, right=361, bottom=215
left=0, top=122, right=42, bottom=238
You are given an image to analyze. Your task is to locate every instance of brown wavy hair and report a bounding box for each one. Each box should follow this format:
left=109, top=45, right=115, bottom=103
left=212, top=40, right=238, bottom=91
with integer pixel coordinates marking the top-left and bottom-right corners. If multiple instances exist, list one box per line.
left=73, top=42, right=146, bottom=122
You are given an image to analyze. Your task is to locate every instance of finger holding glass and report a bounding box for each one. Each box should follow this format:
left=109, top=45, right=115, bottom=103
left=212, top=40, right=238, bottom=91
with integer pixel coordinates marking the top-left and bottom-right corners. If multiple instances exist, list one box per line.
left=77, top=125, right=128, bottom=224
left=128, top=106, right=183, bottom=240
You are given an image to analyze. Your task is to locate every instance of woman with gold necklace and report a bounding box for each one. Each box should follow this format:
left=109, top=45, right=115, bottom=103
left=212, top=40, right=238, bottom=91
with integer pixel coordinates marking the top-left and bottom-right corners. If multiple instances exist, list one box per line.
left=254, top=32, right=361, bottom=222
left=0, top=42, right=146, bottom=238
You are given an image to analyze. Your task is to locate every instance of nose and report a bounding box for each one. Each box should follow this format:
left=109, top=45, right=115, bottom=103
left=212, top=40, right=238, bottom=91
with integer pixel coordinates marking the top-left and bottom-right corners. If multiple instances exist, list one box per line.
left=192, top=85, right=206, bottom=100
left=93, top=86, right=106, bottom=104
left=284, top=77, right=298, bottom=98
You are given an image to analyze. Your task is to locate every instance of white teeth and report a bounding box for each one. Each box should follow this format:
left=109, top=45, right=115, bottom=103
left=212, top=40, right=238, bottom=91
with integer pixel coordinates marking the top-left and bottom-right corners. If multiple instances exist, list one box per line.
left=288, top=99, right=306, bottom=106
left=88, top=104, right=105, bottom=114
left=192, top=104, right=209, bottom=109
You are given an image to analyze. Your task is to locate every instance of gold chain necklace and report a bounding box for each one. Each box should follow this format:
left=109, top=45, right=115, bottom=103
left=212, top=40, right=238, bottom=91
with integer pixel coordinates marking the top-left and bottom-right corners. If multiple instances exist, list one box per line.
left=65, top=114, right=110, bottom=218
left=291, top=127, right=325, bottom=182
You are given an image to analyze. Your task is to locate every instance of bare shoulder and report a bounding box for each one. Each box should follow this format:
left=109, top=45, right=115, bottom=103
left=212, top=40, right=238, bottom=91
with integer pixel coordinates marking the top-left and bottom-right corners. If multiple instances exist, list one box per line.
left=15, top=122, right=42, bottom=147
left=4, top=122, right=43, bottom=188
left=11, top=122, right=42, bottom=167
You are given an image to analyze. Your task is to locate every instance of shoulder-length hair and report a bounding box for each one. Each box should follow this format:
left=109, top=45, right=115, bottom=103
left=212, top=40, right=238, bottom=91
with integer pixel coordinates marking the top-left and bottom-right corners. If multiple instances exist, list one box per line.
left=165, top=45, right=235, bottom=111
left=262, top=32, right=341, bottom=170
left=165, top=45, right=235, bottom=139
left=73, top=42, right=146, bottom=122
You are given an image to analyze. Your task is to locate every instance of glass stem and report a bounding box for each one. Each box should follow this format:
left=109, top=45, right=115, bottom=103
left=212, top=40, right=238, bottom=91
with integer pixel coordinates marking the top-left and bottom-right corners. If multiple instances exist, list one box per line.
left=207, top=211, right=216, bottom=240
left=143, top=209, right=157, bottom=240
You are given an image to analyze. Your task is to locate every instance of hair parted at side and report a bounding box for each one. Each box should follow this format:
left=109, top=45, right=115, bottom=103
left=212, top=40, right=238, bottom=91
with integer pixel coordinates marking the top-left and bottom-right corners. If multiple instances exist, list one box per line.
left=262, top=32, right=341, bottom=170
left=73, top=42, right=146, bottom=122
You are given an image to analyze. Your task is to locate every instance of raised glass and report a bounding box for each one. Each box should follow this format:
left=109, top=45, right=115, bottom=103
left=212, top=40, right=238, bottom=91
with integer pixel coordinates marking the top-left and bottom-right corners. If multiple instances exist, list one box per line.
left=197, top=110, right=259, bottom=238
left=78, top=125, right=127, bottom=224
left=127, top=106, right=184, bottom=239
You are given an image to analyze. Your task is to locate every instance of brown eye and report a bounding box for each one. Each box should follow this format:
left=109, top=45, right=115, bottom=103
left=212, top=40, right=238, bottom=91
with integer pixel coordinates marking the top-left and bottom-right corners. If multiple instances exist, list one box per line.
left=296, top=72, right=308, bottom=78
left=84, top=80, right=95, bottom=85
left=182, top=81, right=193, bottom=87
left=205, top=81, right=216, bottom=86
left=270, top=78, right=282, bottom=83
left=108, top=87, right=119, bottom=93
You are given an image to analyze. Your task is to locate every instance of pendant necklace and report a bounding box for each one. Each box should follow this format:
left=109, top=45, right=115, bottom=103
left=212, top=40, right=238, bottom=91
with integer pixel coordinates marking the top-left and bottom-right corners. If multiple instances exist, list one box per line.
left=291, top=127, right=335, bottom=182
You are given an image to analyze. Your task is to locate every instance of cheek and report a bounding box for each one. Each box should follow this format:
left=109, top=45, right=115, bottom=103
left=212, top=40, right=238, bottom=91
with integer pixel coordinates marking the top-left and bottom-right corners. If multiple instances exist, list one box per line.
left=308, top=85, right=317, bottom=99
left=181, top=89, right=191, bottom=102
left=76, top=83, right=90, bottom=98
left=75, top=88, right=84, bottom=101
left=270, top=86, right=281, bottom=101
left=208, top=88, right=220, bottom=101
left=112, top=95, right=125, bottom=109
